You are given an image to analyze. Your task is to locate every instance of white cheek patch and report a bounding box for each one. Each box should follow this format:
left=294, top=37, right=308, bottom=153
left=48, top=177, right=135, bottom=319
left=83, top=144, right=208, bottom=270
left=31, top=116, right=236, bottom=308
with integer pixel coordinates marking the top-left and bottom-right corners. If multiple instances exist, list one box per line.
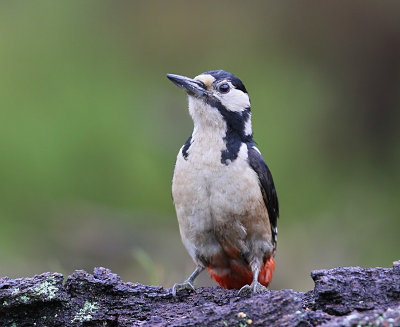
left=219, top=86, right=250, bottom=112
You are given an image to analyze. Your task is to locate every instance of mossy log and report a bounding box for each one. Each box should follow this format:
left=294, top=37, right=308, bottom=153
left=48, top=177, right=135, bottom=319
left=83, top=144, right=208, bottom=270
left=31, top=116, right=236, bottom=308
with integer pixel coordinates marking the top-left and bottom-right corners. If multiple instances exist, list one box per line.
left=1, top=261, right=399, bottom=326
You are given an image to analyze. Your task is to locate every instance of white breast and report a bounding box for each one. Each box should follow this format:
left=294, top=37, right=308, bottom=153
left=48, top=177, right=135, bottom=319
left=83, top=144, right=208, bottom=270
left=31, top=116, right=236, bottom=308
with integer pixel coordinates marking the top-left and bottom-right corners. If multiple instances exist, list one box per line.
left=172, top=136, right=264, bottom=263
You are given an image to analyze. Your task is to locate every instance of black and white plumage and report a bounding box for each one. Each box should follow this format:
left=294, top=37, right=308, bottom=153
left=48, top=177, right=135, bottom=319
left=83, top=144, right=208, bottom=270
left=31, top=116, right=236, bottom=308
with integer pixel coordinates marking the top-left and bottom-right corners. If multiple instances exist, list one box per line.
left=167, top=70, right=279, bottom=295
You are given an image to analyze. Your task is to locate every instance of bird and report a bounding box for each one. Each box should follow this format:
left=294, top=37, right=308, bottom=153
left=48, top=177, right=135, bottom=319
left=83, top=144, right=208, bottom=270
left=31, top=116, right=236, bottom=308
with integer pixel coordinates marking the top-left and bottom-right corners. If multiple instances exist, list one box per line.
left=167, top=70, right=279, bottom=295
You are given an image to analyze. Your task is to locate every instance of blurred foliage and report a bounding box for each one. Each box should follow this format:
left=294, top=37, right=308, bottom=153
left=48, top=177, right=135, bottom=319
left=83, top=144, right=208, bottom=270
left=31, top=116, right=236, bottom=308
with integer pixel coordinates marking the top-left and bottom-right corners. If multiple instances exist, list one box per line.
left=0, top=1, right=399, bottom=291
left=133, top=247, right=164, bottom=286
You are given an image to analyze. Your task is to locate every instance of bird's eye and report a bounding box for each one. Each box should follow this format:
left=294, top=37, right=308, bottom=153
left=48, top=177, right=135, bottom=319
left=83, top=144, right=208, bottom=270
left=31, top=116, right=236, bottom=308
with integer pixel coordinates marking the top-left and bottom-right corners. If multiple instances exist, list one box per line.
left=218, top=83, right=230, bottom=93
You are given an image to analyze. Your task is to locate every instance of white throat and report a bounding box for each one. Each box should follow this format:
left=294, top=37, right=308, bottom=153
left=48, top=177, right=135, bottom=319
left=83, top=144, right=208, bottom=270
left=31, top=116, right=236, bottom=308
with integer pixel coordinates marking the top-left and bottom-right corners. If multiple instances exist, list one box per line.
left=187, top=96, right=228, bottom=166
left=188, top=96, right=227, bottom=133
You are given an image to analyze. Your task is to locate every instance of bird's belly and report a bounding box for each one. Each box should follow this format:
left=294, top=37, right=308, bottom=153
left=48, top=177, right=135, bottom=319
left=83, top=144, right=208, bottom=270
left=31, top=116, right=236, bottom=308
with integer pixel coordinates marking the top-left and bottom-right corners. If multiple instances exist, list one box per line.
left=172, top=149, right=270, bottom=266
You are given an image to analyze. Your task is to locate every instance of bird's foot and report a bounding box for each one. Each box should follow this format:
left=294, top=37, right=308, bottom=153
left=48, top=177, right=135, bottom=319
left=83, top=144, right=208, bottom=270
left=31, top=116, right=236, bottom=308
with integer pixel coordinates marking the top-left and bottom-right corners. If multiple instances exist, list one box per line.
left=171, top=280, right=196, bottom=297
left=238, top=281, right=267, bottom=295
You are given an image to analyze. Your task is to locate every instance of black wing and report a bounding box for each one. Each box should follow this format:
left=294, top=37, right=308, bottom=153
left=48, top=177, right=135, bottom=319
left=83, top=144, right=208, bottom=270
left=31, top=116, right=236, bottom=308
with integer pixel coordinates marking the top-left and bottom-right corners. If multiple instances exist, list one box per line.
left=247, top=146, right=279, bottom=250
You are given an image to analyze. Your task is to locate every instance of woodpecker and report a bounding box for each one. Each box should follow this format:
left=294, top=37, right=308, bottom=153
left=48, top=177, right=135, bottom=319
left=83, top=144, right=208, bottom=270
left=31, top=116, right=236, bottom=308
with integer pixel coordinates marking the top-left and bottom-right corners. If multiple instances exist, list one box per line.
left=167, top=70, right=279, bottom=295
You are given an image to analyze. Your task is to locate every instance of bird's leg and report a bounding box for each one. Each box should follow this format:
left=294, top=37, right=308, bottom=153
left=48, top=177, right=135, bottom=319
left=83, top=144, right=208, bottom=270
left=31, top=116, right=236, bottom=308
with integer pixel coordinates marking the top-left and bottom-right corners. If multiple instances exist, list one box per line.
left=172, top=266, right=204, bottom=297
left=238, top=265, right=267, bottom=295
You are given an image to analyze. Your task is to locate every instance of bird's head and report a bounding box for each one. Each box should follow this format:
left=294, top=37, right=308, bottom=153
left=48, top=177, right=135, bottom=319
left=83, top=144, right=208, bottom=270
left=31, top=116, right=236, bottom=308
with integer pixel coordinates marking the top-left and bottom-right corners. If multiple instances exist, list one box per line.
left=167, top=70, right=252, bottom=140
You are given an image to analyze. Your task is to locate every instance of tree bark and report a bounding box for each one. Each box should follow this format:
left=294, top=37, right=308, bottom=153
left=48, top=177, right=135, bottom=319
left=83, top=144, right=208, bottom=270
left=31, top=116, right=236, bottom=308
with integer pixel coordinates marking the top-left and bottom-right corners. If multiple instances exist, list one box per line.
left=1, top=261, right=399, bottom=326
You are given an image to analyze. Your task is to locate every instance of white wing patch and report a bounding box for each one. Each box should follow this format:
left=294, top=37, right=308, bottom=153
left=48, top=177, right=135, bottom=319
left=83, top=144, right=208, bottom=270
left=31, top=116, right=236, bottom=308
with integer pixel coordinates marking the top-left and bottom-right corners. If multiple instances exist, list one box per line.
left=252, top=146, right=262, bottom=155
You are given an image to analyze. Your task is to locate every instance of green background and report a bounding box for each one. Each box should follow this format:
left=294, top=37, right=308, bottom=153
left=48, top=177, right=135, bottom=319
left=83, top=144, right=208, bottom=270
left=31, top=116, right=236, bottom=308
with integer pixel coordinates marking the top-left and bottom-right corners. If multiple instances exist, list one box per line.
left=1, top=1, right=399, bottom=291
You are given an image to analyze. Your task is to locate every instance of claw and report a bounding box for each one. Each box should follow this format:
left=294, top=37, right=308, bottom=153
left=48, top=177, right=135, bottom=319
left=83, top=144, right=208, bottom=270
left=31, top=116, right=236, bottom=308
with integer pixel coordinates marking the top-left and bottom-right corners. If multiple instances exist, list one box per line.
left=238, top=281, right=267, bottom=295
left=171, top=266, right=204, bottom=297
left=171, top=280, right=196, bottom=297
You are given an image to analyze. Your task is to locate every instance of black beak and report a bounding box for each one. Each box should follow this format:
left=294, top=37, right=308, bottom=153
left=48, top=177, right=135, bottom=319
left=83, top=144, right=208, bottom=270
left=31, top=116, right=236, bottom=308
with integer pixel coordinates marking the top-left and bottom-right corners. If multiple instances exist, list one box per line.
left=167, top=74, right=210, bottom=98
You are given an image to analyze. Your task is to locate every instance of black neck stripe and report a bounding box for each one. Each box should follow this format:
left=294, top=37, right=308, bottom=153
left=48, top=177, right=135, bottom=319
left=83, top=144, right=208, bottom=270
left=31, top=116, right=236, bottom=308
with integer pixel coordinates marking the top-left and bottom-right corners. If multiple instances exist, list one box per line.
left=182, top=136, right=192, bottom=160
left=206, top=97, right=252, bottom=164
